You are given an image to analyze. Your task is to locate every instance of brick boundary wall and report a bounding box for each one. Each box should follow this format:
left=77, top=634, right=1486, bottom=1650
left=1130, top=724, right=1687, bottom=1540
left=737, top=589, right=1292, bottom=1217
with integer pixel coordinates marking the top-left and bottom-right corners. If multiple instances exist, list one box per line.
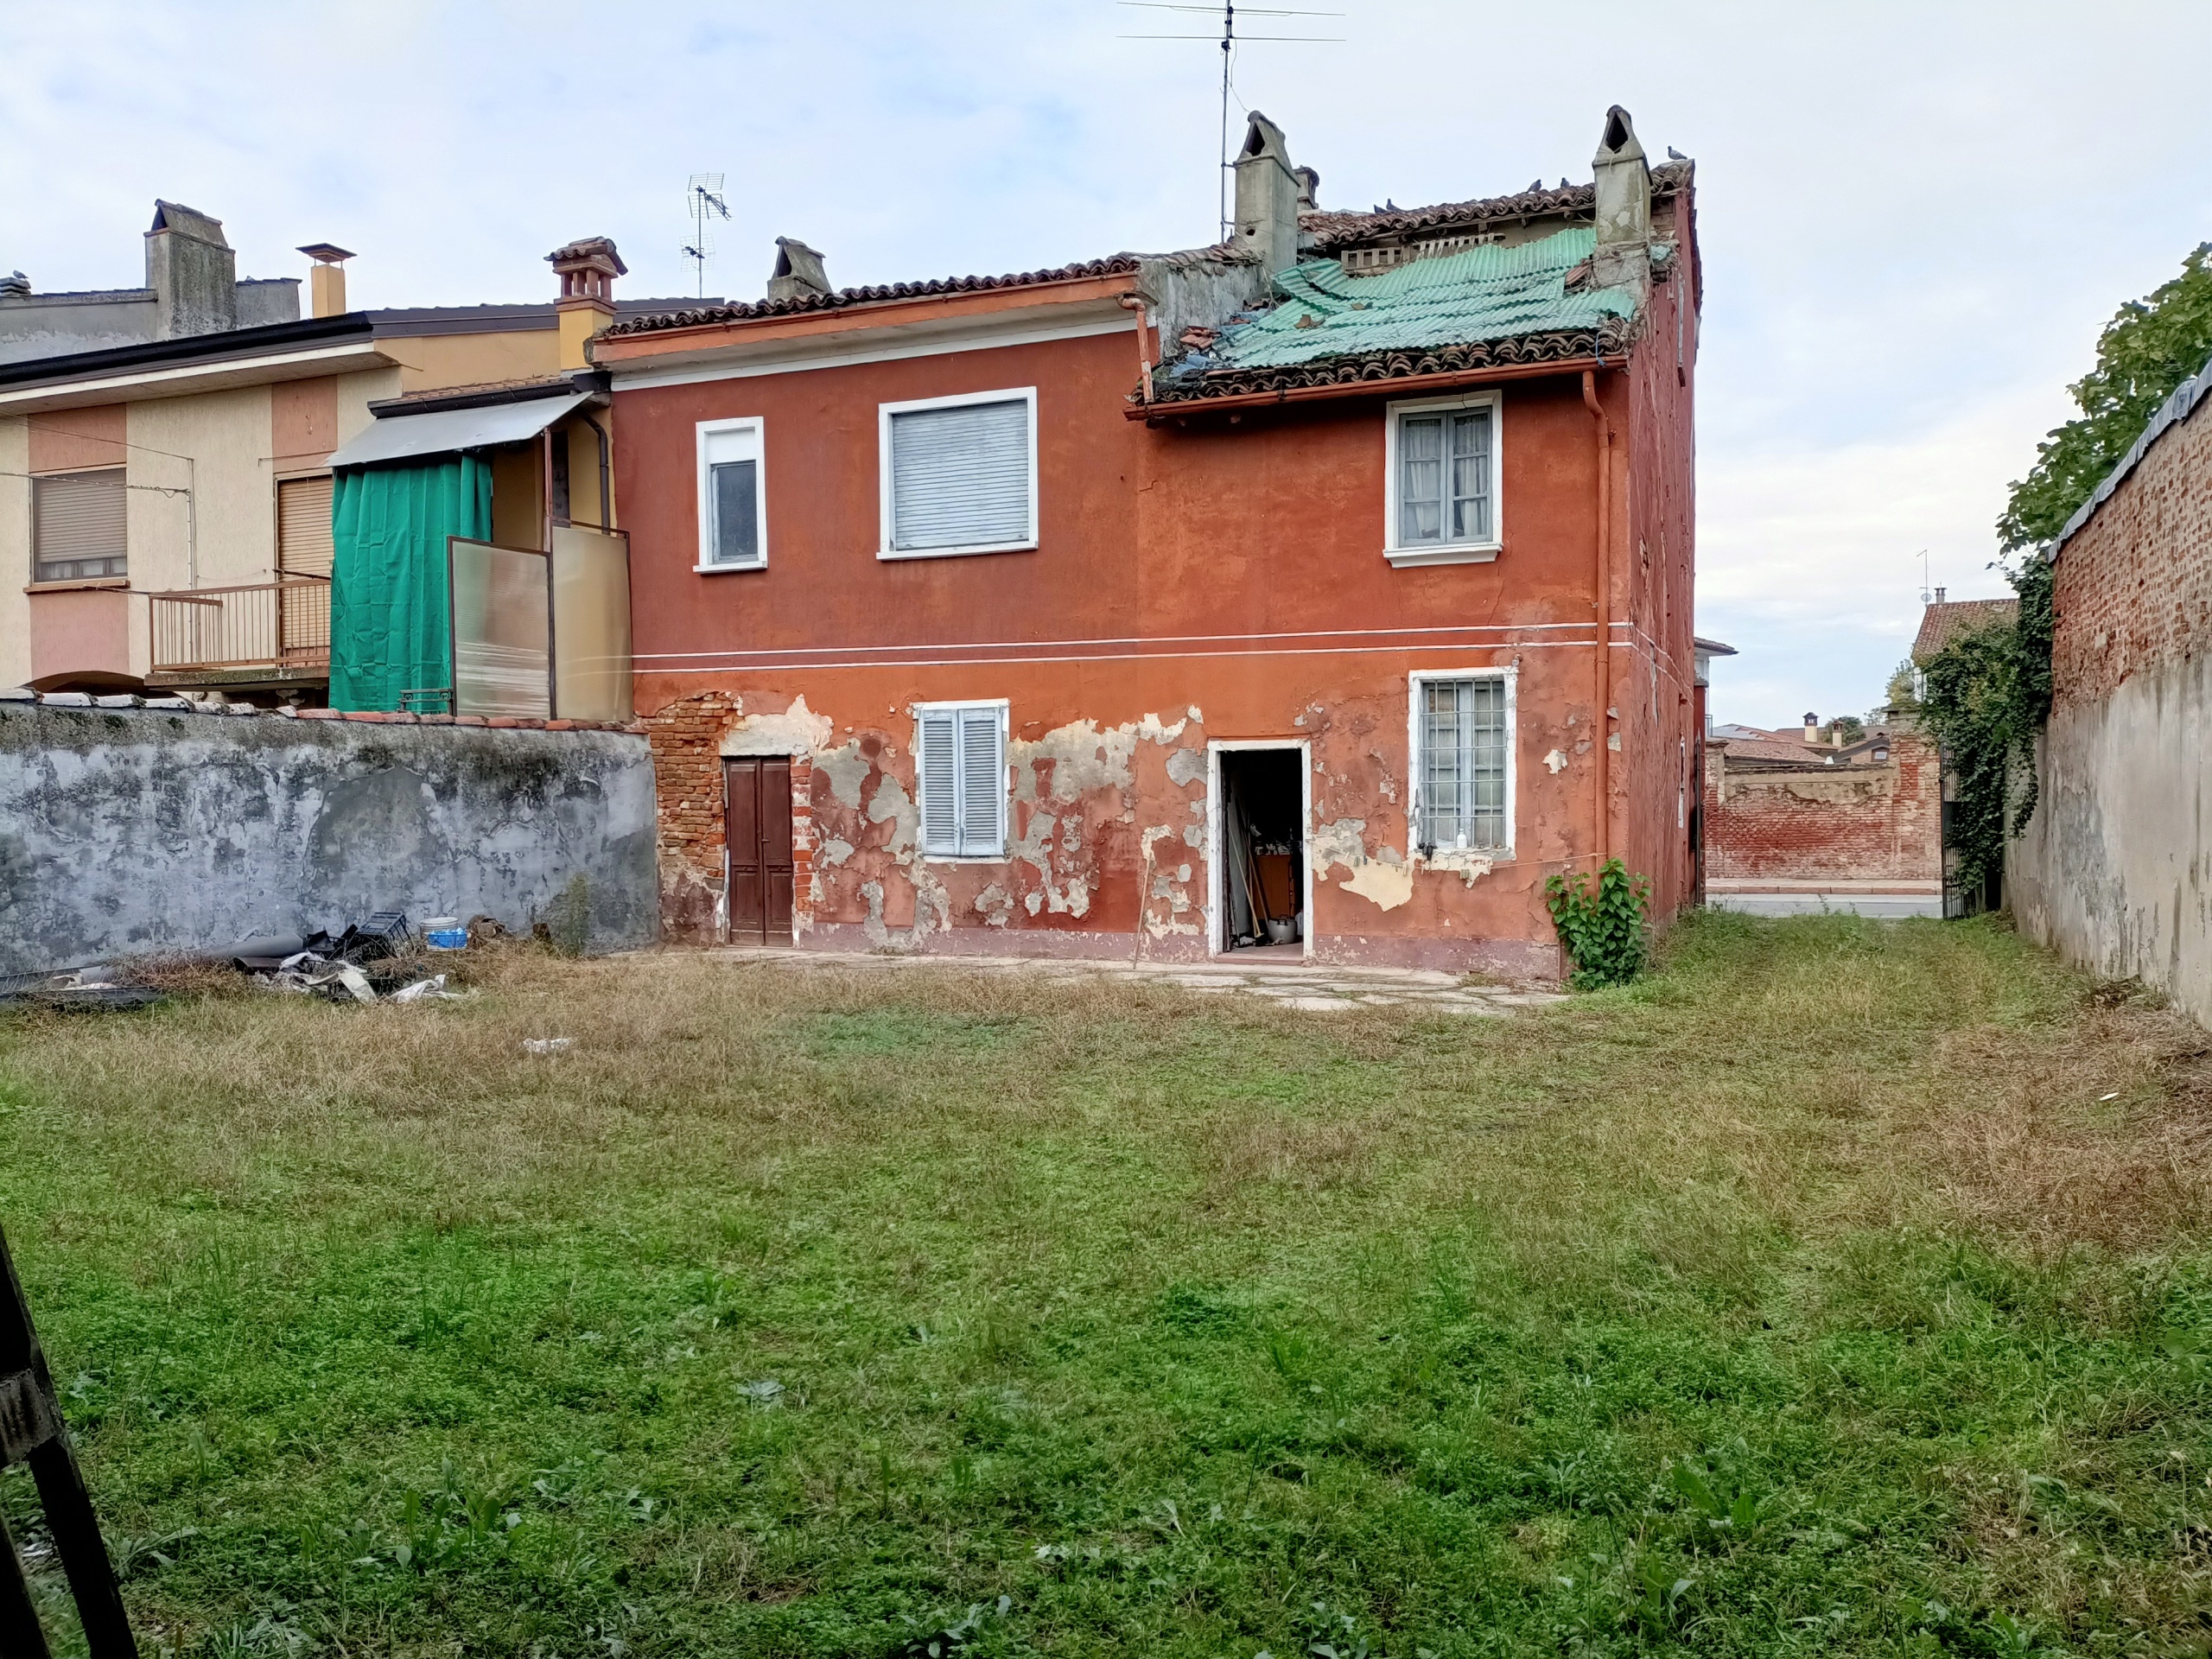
left=1702, top=733, right=1940, bottom=887
left=2051, top=390, right=2212, bottom=703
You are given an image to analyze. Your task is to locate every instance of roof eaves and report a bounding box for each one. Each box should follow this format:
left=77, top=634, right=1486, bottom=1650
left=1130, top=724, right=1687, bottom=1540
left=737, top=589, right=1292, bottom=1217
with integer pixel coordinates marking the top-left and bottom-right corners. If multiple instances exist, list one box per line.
left=0, top=312, right=378, bottom=392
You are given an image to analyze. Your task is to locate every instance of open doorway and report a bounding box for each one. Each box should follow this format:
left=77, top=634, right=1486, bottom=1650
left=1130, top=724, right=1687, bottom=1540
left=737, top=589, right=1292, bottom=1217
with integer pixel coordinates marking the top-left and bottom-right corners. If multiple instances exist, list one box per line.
left=1215, top=746, right=1307, bottom=956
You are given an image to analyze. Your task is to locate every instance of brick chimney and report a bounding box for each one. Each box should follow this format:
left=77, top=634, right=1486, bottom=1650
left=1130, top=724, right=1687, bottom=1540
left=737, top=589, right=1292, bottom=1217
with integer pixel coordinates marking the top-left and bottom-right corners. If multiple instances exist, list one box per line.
left=1591, top=106, right=1651, bottom=291
left=767, top=238, right=830, bottom=304
left=297, top=244, right=354, bottom=318
left=146, top=201, right=237, bottom=338
left=547, top=237, right=626, bottom=371
left=1232, top=111, right=1300, bottom=276
left=1802, top=713, right=1819, bottom=745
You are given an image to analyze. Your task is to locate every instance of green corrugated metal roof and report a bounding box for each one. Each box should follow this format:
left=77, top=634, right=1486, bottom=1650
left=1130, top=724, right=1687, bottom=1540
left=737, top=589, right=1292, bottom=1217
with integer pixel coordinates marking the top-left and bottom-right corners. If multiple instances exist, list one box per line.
left=1170, top=226, right=1635, bottom=379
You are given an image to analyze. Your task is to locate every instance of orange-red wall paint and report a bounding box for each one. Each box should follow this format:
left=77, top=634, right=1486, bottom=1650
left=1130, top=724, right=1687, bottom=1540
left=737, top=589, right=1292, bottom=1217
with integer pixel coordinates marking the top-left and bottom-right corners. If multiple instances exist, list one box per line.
left=616, top=252, right=1699, bottom=972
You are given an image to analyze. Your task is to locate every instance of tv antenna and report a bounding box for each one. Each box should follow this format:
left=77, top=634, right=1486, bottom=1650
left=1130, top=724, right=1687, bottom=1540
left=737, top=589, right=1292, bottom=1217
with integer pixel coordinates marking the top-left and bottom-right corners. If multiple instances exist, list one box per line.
left=1119, top=2, right=1344, bottom=242
left=1917, top=549, right=1931, bottom=606
left=683, top=174, right=729, bottom=299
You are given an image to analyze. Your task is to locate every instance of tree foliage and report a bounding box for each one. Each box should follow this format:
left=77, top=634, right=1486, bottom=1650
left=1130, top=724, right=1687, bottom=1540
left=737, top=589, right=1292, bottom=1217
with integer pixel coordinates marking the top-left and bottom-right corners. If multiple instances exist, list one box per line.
left=1998, top=242, right=2212, bottom=551
left=1915, top=558, right=2054, bottom=895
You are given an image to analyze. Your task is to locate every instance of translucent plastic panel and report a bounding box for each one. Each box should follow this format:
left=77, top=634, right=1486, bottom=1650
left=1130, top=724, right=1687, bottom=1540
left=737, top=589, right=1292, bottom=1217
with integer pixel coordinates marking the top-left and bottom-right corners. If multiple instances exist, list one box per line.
left=551, top=524, right=632, bottom=722
left=449, top=537, right=550, bottom=718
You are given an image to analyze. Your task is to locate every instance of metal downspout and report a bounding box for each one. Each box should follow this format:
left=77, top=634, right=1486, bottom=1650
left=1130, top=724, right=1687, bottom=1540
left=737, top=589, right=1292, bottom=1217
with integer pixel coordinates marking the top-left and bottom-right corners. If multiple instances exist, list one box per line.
left=1583, top=368, right=1612, bottom=869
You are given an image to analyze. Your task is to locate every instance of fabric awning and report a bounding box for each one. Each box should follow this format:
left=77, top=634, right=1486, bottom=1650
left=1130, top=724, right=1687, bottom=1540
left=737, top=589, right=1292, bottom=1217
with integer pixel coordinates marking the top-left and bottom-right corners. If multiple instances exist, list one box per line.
left=326, top=391, right=591, bottom=469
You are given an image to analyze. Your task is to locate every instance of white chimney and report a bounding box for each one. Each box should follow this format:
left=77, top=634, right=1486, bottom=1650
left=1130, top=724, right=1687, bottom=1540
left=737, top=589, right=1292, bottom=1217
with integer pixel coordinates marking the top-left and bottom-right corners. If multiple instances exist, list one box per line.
left=1232, top=111, right=1300, bottom=276
left=1591, top=106, right=1651, bottom=291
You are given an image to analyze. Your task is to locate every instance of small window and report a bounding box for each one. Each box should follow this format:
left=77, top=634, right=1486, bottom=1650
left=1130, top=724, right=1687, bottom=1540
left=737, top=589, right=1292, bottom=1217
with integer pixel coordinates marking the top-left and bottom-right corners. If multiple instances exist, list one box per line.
left=33, top=468, right=127, bottom=582
left=1414, top=675, right=1510, bottom=855
left=277, top=475, right=334, bottom=577
left=880, top=390, right=1036, bottom=559
left=1385, top=393, right=1501, bottom=566
left=696, top=419, right=766, bottom=570
left=917, top=702, right=1007, bottom=858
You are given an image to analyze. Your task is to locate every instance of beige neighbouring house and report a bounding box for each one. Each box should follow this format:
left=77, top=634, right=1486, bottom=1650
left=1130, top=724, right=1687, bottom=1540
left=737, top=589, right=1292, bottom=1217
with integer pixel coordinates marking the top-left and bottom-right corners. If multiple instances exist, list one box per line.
left=0, top=204, right=696, bottom=702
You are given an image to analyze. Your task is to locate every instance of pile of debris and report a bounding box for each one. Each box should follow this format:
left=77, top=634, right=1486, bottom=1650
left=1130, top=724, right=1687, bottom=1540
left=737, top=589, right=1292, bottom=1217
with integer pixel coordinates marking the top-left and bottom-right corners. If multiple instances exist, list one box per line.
left=232, top=912, right=469, bottom=1003
left=1, top=912, right=483, bottom=1013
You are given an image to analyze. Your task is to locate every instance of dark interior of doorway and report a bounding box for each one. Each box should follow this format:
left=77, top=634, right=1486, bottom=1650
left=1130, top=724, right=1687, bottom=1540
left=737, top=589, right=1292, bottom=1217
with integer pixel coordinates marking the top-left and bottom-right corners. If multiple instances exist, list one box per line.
left=1220, top=747, right=1304, bottom=951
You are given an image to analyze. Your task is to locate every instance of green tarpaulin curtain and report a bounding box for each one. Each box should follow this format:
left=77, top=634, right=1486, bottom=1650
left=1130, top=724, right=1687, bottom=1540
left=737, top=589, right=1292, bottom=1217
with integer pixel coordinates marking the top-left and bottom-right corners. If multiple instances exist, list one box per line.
left=328, top=455, right=493, bottom=711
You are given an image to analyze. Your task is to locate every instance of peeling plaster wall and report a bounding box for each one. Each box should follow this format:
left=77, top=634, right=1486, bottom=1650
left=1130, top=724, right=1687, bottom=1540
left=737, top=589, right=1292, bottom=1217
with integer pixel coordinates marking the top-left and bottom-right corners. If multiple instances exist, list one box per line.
left=2011, top=655, right=2212, bottom=1022
left=0, top=704, right=658, bottom=976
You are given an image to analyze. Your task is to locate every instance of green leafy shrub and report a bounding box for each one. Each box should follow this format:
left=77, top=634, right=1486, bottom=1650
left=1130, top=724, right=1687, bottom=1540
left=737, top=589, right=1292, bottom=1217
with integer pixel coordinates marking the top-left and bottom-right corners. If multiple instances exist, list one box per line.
left=1543, top=859, right=1649, bottom=988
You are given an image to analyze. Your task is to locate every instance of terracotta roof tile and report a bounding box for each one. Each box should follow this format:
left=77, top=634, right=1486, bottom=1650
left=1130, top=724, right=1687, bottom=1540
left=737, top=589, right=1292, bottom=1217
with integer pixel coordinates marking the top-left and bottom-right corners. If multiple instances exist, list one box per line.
left=600, top=256, right=1142, bottom=339
left=1910, top=599, right=2018, bottom=664
left=1300, top=161, right=1689, bottom=254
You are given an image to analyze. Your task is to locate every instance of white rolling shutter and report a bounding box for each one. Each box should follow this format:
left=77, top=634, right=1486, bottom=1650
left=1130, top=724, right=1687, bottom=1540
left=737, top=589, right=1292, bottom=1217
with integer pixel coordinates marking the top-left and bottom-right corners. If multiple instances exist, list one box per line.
left=888, top=397, right=1031, bottom=551
left=920, top=709, right=960, bottom=855
left=957, top=706, right=1005, bottom=857
left=278, top=475, right=335, bottom=577
left=33, top=469, right=127, bottom=582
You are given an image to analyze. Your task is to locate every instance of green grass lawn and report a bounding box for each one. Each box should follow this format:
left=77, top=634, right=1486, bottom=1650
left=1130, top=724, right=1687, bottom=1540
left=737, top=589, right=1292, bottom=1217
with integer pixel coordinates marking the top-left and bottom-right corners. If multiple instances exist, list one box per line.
left=4, top=914, right=2212, bottom=1657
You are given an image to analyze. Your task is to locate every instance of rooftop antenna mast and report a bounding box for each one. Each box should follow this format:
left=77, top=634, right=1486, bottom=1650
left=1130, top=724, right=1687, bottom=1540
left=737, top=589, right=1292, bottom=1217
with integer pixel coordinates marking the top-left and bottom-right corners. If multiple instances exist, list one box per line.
left=1119, top=1, right=1343, bottom=242
left=683, top=174, right=729, bottom=300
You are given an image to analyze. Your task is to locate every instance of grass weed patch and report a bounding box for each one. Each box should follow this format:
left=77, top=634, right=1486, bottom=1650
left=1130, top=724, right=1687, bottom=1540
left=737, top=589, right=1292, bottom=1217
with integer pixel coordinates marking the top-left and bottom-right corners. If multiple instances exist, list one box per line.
left=4, top=915, right=2212, bottom=1654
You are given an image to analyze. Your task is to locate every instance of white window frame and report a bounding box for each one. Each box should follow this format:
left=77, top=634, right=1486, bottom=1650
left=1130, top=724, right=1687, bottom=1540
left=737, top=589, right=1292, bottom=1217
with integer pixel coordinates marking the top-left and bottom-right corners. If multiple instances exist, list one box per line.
left=1383, top=390, right=1503, bottom=568
left=877, top=387, right=1039, bottom=562
left=912, top=697, right=1011, bottom=862
left=695, top=416, right=768, bottom=573
left=1406, top=666, right=1516, bottom=861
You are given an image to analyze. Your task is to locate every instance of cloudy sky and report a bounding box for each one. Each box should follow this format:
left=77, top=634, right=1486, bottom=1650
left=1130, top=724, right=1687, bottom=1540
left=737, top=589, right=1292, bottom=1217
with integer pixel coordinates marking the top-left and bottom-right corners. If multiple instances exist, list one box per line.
left=8, top=1, right=2210, bottom=727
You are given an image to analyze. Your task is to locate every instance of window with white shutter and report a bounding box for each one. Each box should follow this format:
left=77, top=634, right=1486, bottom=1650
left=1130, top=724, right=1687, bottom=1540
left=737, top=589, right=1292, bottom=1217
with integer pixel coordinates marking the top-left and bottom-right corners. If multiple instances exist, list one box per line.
left=696, top=418, right=767, bottom=570
left=1384, top=392, right=1503, bottom=568
left=32, top=468, right=127, bottom=582
left=1412, top=673, right=1512, bottom=855
left=879, top=390, right=1036, bottom=559
left=916, top=702, right=1008, bottom=859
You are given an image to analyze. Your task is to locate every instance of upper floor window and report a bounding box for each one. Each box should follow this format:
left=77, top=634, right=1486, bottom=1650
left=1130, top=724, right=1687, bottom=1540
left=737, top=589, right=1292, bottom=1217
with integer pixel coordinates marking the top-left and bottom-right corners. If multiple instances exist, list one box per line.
left=880, top=389, right=1037, bottom=561
left=917, top=701, right=1008, bottom=858
left=1385, top=392, right=1501, bottom=568
left=696, top=418, right=766, bottom=571
left=32, top=468, right=127, bottom=583
left=1411, top=671, right=1513, bottom=856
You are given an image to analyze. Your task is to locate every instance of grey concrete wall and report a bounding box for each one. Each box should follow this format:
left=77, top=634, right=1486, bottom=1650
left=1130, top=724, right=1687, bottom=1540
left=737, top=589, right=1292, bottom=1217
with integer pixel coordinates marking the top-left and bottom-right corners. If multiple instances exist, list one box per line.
left=0, top=702, right=658, bottom=976
left=2009, top=650, right=2212, bottom=1024
left=0, top=293, right=160, bottom=364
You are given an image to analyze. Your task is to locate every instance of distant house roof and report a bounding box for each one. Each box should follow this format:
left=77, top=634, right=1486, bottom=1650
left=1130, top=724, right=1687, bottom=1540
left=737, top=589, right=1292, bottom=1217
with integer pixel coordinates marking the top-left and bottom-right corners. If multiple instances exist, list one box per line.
left=2052, top=346, right=2212, bottom=558
left=1713, top=735, right=1830, bottom=767
left=1694, top=637, right=1738, bottom=657
left=1149, top=226, right=1643, bottom=405
left=1910, top=598, right=2018, bottom=664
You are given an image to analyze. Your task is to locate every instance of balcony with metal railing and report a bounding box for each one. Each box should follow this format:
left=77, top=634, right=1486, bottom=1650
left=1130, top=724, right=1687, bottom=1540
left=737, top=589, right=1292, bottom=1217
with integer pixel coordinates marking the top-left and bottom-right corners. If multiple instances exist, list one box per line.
left=144, top=576, right=332, bottom=691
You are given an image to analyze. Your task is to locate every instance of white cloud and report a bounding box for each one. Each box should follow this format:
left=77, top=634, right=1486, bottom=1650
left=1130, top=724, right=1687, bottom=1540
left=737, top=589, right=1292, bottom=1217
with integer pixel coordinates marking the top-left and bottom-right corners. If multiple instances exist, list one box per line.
left=4, top=0, right=2209, bottom=728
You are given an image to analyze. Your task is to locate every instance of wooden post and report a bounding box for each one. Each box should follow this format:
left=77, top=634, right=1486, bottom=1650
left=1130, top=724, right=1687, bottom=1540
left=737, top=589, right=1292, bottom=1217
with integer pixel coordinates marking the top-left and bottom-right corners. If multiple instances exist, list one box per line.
left=0, top=1225, right=137, bottom=1658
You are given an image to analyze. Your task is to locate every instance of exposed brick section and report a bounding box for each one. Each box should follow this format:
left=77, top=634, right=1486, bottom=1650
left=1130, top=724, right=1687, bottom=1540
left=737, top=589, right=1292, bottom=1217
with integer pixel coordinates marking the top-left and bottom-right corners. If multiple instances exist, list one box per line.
left=2052, top=397, right=2212, bottom=703
left=1703, top=734, right=1939, bottom=885
left=638, top=690, right=741, bottom=943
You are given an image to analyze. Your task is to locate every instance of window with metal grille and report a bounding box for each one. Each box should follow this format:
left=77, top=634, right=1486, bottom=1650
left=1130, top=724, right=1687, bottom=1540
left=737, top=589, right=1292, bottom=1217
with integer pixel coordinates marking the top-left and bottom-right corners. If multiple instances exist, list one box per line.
left=32, top=468, right=127, bottom=582
left=1416, top=677, right=1510, bottom=853
left=697, top=420, right=766, bottom=569
left=883, top=391, right=1033, bottom=556
left=1396, top=404, right=1494, bottom=547
left=917, top=703, right=1007, bottom=858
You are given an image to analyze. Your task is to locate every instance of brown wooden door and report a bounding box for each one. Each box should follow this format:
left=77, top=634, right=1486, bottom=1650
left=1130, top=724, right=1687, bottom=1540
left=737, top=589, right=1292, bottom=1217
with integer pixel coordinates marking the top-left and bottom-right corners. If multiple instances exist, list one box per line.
left=724, top=758, right=794, bottom=944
